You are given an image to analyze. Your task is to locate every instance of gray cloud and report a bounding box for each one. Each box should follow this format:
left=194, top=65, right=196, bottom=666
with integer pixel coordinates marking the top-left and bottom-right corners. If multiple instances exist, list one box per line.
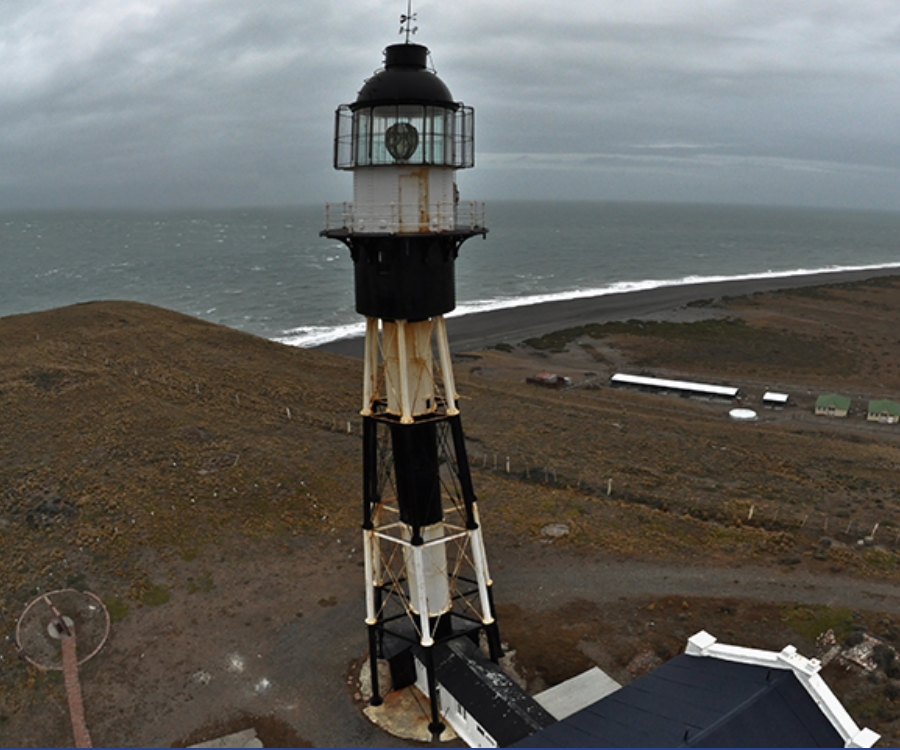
left=1, top=0, right=899, bottom=210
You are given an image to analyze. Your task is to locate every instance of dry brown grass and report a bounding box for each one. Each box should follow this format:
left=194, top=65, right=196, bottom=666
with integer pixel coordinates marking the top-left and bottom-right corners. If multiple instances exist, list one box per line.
left=5, top=278, right=900, bottom=742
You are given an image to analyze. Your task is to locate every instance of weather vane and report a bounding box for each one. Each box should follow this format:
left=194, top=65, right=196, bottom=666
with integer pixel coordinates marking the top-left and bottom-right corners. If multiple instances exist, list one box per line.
left=399, top=0, right=418, bottom=43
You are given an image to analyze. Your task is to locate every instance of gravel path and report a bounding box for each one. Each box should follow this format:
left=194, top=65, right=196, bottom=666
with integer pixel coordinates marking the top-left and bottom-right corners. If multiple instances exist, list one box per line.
left=491, top=547, right=900, bottom=614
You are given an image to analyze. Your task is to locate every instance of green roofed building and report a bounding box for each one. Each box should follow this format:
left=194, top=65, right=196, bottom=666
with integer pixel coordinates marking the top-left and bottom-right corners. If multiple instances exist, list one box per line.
left=815, top=394, right=851, bottom=418
left=867, top=399, right=900, bottom=424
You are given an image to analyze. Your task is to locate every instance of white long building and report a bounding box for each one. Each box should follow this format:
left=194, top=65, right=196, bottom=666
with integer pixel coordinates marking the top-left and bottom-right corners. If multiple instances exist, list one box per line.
left=610, top=372, right=740, bottom=400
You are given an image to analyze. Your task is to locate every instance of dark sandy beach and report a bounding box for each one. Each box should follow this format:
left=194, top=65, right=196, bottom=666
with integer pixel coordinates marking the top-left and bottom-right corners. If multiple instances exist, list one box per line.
left=318, top=266, right=900, bottom=357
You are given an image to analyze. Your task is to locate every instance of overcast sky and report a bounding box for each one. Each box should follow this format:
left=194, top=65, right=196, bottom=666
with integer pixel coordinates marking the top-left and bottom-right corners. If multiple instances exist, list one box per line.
left=3, top=0, right=900, bottom=212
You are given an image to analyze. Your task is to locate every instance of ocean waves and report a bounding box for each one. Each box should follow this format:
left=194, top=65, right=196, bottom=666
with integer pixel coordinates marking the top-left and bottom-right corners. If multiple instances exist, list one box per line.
left=4, top=202, right=900, bottom=347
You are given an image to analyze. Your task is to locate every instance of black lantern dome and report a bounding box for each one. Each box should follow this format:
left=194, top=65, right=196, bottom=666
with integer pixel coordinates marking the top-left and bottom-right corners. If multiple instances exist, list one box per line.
left=354, top=44, right=456, bottom=108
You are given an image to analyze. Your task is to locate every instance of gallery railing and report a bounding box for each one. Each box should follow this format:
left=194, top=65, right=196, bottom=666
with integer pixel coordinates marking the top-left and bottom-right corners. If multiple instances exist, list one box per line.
left=323, top=201, right=485, bottom=235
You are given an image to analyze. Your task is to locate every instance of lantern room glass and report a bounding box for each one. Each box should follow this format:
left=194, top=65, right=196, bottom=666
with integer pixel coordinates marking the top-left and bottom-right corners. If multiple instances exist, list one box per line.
left=360, top=105, right=448, bottom=165
left=334, top=102, right=474, bottom=170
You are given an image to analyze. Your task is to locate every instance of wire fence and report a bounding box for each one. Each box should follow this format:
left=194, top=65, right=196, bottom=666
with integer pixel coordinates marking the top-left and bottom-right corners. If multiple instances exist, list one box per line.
left=38, top=336, right=900, bottom=552
left=461, top=446, right=900, bottom=551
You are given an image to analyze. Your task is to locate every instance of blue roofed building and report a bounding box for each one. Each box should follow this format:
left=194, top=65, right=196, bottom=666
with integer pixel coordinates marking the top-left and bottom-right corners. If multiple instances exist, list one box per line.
left=513, top=630, right=879, bottom=748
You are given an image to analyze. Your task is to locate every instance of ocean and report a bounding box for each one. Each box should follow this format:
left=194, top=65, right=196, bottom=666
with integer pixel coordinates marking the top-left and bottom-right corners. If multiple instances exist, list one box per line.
left=2, top=201, right=900, bottom=347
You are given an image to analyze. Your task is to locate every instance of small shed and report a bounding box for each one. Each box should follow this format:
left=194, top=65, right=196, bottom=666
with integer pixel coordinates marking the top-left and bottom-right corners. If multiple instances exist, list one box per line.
left=867, top=399, right=900, bottom=424
left=816, top=393, right=851, bottom=418
left=416, top=638, right=555, bottom=748
left=762, top=391, right=789, bottom=409
left=514, top=631, right=879, bottom=748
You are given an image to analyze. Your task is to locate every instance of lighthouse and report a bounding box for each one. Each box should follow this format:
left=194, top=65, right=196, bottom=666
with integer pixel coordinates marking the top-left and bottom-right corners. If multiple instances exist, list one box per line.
left=322, top=28, right=501, bottom=737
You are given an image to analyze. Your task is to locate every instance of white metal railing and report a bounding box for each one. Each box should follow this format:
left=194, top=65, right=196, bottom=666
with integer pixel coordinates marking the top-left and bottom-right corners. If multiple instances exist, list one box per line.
left=323, top=201, right=485, bottom=234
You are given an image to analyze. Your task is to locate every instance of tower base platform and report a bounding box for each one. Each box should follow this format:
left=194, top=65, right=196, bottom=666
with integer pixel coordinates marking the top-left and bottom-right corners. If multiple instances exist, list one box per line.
left=358, top=658, right=459, bottom=744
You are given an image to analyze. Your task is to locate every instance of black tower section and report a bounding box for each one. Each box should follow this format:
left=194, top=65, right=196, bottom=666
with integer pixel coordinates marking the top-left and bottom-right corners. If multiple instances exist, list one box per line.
left=350, top=235, right=458, bottom=321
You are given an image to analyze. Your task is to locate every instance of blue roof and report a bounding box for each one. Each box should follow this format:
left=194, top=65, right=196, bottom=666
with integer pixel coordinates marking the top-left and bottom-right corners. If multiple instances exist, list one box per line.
left=513, top=654, right=844, bottom=747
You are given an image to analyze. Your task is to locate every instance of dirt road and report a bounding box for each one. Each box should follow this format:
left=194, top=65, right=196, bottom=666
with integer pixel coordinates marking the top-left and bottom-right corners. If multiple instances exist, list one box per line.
left=491, top=543, right=900, bottom=614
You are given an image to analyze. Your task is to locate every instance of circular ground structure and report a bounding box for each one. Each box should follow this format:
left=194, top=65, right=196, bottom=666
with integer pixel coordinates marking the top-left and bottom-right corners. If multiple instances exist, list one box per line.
left=541, top=523, right=570, bottom=538
left=729, top=408, right=758, bottom=421
left=16, top=589, right=110, bottom=670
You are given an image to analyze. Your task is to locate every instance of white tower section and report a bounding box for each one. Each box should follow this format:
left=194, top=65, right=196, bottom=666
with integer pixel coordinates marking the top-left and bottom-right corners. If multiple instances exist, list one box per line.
left=353, top=166, right=457, bottom=234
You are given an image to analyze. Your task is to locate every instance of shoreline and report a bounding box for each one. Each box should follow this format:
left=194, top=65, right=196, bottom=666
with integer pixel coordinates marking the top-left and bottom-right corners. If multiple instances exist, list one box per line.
left=317, top=266, right=900, bottom=358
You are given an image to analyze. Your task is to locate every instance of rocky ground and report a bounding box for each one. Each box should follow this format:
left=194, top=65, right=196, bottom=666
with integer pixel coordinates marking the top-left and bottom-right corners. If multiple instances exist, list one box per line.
left=4, top=276, right=900, bottom=746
